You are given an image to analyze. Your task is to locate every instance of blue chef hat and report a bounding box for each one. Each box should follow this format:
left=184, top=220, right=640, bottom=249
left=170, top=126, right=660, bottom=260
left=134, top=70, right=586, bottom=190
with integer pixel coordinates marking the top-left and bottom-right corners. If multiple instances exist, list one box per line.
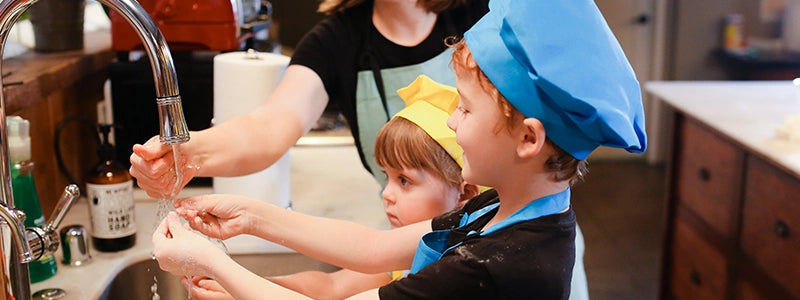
left=463, top=0, right=647, bottom=160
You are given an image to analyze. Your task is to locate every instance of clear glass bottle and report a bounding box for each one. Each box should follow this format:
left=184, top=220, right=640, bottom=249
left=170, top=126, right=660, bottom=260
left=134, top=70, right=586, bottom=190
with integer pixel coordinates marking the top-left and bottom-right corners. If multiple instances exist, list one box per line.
left=86, top=124, right=136, bottom=252
left=7, top=116, right=57, bottom=283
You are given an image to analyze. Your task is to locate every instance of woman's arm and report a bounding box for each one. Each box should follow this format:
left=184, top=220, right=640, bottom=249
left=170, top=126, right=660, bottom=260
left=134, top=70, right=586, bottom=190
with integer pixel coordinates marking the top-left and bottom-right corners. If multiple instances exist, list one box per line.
left=130, top=65, right=328, bottom=197
left=188, top=65, right=329, bottom=177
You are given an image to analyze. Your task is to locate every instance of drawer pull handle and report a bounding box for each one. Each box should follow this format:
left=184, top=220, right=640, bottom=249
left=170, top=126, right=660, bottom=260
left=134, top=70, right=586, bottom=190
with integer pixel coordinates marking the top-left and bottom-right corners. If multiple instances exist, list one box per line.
left=698, top=168, right=711, bottom=181
left=690, top=270, right=702, bottom=286
left=774, top=220, right=790, bottom=239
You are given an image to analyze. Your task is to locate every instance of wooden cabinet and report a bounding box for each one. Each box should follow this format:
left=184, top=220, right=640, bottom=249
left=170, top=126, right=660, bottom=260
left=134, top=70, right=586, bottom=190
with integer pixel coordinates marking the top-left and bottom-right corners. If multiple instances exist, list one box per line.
left=740, top=157, right=800, bottom=297
left=662, top=115, right=799, bottom=299
left=2, top=31, right=114, bottom=215
left=675, top=119, right=744, bottom=239
left=669, top=218, right=727, bottom=300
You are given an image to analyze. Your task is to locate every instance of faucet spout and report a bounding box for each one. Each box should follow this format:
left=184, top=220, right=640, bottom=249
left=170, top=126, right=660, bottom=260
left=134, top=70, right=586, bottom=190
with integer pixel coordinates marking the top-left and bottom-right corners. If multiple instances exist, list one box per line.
left=97, top=0, right=191, bottom=145
left=0, top=0, right=191, bottom=298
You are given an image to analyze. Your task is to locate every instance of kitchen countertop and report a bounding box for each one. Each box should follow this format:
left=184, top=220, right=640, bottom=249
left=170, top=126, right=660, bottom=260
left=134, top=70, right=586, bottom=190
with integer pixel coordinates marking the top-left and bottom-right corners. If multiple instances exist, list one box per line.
left=30, top=144, right=387, bottom=299
left=645, top=80, right=800, bottom=178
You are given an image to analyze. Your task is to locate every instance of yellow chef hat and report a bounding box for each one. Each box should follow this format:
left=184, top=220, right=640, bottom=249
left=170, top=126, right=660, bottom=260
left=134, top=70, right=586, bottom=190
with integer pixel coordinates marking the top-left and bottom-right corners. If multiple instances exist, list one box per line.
left=395, top=75, right=463, bottom=168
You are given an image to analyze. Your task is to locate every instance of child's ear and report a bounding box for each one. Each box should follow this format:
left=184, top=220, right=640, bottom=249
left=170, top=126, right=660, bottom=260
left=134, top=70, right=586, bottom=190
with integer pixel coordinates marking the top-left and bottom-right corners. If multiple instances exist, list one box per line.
left=458, top=182, right=480, bottom=205
left=518, top=118, right=546, bottom=158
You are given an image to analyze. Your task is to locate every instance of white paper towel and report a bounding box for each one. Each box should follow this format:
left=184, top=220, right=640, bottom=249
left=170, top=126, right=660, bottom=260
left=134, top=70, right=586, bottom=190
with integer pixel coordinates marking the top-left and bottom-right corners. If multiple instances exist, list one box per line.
left=213, top=51, right=292, bottom=253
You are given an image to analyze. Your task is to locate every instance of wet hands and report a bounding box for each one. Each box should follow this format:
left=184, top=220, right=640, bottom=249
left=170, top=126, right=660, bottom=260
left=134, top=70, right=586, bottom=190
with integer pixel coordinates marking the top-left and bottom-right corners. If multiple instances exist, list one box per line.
left=129, top=135, right=199, bottom=199
left=173, top=194, right=256, bottom=240
left=152, top=212, right=228, bottom=278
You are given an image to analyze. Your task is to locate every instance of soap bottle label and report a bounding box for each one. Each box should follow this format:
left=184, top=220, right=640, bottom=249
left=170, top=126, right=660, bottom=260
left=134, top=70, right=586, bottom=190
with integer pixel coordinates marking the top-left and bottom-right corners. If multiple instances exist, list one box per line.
left=87, top=181, right=136, bottom=239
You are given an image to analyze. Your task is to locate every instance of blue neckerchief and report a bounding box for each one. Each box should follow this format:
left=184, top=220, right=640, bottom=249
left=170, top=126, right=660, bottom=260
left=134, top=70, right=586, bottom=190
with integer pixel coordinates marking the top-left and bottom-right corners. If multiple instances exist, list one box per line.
left=409, top=188, right=571, bottom=274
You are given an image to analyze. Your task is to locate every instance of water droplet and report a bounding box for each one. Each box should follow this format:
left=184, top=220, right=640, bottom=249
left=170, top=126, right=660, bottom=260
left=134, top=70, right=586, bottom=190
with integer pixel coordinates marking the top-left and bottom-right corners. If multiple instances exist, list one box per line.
left=151, top=282, right=160, bottom=300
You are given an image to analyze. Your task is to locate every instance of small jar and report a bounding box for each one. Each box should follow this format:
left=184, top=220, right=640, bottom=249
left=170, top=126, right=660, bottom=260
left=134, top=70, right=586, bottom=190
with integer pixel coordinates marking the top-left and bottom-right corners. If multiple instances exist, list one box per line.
left=723, top=14, right=745, bottom=52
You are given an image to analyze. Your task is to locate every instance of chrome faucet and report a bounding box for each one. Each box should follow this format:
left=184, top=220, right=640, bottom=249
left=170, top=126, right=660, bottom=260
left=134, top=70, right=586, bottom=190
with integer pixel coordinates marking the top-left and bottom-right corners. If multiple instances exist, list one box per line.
left=0, top=0, right=190, bottom=299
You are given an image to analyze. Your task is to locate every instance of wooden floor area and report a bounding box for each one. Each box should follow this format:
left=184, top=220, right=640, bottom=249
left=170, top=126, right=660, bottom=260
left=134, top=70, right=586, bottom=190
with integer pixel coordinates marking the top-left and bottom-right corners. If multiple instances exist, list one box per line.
left=571, top=160, right=667, bottom=300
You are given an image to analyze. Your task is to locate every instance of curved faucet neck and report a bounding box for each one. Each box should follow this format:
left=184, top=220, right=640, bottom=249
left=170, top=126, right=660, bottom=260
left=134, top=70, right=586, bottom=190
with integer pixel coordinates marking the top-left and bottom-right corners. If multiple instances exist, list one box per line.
left=0, top=0, right=190, bottom=299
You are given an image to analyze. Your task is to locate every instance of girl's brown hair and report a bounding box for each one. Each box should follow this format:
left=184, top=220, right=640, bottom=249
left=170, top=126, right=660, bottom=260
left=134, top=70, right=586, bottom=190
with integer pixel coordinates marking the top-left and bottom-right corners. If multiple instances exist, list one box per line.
left=374, top=117, right=463, bottom=189
left=447, top=37, right=588, bottom=185
left=318, top=0, right=467, bottom=15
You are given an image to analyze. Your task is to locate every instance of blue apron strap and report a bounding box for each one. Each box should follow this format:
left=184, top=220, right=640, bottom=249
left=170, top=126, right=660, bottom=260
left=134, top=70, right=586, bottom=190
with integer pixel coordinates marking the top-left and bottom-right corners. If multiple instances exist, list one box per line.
left=459, top=202, right=499, bottom=226
left=481, top=188, right=570, bottom=236
left=410, top=230, right=451, bottom=273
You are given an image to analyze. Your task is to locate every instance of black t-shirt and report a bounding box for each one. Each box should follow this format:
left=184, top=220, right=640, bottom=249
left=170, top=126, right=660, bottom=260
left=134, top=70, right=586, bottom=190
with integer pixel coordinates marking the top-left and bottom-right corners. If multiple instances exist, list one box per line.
left=290, top=0, right=489, bottom=170
left=379, top=190, right=577, bottom=299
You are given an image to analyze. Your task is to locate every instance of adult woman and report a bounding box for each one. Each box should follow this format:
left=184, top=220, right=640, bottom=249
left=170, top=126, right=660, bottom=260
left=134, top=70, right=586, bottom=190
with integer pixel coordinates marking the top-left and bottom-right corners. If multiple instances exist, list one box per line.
left=130, top=0, right=588, bottom=299
left=130, top=0, right=488, bottom=192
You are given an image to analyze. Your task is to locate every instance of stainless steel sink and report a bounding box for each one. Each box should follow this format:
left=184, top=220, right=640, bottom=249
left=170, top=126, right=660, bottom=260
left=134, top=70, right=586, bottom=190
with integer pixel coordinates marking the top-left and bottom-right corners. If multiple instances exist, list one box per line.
left=99, top=253, right=340, bottom=299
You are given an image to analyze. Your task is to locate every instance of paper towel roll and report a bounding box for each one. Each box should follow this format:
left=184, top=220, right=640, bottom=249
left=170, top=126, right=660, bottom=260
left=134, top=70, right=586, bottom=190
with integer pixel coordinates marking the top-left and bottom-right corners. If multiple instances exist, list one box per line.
left=213, top=51, right=293, bottom=253
left=213, top=51, right=292, bottom=207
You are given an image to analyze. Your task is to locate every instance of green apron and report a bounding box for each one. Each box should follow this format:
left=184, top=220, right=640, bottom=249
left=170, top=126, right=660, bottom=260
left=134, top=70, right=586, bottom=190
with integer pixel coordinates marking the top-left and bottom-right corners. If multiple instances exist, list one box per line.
left=355, top=48, right=456, bottom=188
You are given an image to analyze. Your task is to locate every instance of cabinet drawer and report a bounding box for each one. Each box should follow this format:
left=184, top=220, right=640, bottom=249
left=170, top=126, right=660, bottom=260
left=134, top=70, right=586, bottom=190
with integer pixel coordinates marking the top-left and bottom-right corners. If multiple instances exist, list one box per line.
left=741, top=156, right=800, bottom=298
left=670, top=218, right=727, bottom=300
left=675, top=119, right=744, bottom=238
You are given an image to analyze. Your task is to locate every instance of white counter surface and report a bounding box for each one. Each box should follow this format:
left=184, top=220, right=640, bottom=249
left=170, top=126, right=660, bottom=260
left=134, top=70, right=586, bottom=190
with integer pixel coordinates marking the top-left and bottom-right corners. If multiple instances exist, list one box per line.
left=29, top=145, right=387, bottom=299
left=646, top=80, right=800, bottom=178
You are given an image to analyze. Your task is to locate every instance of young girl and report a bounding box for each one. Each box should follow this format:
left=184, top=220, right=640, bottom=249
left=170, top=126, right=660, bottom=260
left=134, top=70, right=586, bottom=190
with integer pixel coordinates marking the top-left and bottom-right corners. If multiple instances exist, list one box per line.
left=152, top=0, right=646, bottom=298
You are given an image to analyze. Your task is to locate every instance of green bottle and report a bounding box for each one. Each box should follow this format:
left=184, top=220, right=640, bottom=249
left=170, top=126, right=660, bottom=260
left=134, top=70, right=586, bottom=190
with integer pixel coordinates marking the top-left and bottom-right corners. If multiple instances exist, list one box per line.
left=8, top=116, right=57, bottom=283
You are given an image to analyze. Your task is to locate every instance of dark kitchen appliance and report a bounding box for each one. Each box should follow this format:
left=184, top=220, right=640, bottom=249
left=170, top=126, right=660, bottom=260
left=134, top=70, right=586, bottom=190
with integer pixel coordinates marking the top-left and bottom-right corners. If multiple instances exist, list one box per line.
left=109, top=0, right=270, bottom=52
left=109, top=0, right=274, bottom=186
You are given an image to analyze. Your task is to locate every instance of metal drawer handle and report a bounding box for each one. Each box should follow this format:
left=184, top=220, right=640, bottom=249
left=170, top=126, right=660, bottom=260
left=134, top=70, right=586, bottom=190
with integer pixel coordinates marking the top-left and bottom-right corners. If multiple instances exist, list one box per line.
left=690, top=270, right=702, bottom=286
left=698, top=168, right=711, bottom=182
left=774, top=220, right=790, bottom=239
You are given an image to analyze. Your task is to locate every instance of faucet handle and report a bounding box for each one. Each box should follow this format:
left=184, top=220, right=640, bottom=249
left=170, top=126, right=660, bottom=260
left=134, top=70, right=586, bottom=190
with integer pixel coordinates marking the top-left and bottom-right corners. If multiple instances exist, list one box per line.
left=26, top=184, right=80, bottom=261
left=45, top=184, right=80, bottom=232
left=0, top=204, right=34, bottom=262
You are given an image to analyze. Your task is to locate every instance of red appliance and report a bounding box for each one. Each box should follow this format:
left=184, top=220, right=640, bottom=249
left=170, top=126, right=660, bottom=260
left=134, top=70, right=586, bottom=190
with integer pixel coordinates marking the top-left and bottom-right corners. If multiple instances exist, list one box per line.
left=110, top=0, right=266, bottom=51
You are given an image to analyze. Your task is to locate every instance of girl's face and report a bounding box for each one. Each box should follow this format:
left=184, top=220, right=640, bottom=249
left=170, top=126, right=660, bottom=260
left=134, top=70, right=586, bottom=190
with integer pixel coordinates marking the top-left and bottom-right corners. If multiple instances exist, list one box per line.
left=447, top=68, right=519, bottom=188
left=381, top=166, right=461, bottom=228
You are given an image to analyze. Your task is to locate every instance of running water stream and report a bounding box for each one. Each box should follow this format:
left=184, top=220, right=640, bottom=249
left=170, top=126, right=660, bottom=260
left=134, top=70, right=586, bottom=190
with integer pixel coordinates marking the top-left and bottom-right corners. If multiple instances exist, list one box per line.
left=151, top=145, right=227, bottom=300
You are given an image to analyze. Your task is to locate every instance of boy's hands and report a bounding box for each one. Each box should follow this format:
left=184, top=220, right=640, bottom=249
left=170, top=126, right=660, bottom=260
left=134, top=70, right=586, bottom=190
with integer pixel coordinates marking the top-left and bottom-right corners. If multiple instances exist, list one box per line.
left=174, top=194, right=261, bottom=240
left=152, top=212, right=229, bottom=277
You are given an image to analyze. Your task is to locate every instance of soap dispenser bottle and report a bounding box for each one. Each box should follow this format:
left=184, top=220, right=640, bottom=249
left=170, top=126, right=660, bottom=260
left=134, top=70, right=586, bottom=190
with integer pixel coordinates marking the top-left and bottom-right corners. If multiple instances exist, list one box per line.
left=7, top=116, right=58, bottom=282
left=86, top=124, right=136, bottom=252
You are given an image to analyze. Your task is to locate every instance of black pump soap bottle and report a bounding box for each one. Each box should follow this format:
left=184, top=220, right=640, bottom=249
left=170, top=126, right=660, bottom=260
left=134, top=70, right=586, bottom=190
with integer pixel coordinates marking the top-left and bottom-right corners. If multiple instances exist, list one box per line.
left=86, top=124, right=136, bottom=252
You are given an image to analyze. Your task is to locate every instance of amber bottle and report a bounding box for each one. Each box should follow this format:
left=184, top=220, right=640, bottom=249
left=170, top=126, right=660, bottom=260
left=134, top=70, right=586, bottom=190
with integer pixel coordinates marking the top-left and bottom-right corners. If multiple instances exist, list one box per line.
left=86, top=124, right=136, bottom=252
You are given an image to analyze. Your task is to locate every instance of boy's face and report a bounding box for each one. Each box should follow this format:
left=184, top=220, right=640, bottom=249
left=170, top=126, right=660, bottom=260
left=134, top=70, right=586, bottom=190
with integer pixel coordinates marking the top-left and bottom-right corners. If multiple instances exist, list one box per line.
left=447, top=68, right=519, bottom=189
left=381, top=166, right=461, bottom=228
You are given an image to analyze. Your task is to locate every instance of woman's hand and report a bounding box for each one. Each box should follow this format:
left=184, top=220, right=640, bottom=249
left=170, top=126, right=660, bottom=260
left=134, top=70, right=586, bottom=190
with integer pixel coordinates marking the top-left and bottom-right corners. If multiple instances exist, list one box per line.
left=174, top=194, right=265, bottom=240
left=129, top=135, right=199, bottom=199
left=152, top=212, right=229, bottom=277
left=182, top=276, right=234, bottom=300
